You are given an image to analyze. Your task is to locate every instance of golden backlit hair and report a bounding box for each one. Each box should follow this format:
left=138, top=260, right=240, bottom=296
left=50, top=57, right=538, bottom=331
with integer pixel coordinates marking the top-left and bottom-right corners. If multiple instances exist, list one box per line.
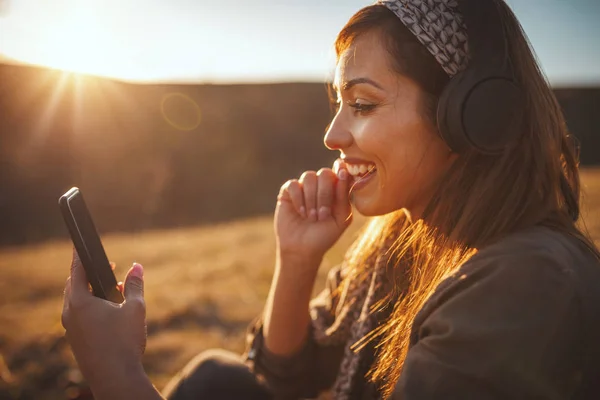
left=334, top=2, right=599, bottom=397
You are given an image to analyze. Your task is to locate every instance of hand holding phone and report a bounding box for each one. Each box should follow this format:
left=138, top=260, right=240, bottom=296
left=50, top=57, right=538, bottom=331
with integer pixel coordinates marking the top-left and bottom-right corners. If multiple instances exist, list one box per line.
left=59, top=187, right=124, bottom=303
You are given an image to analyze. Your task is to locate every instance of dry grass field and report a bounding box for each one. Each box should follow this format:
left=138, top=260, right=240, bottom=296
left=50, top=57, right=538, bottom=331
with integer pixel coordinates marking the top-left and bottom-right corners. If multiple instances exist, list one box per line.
left=1, top=167, right=599, bottom=399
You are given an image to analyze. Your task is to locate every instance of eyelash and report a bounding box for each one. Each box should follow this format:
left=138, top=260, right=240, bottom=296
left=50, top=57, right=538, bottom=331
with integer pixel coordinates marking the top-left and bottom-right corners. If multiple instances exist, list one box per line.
left=349, top=102, right=376, bottom=114
left=332, top=100, right=376, bottom=115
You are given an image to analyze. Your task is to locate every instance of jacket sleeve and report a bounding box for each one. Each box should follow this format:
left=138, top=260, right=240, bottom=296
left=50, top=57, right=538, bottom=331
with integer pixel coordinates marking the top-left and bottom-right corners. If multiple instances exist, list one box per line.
left=245, top=265, right=346, bottom=399
left=392, top=250, right=583, bottom=400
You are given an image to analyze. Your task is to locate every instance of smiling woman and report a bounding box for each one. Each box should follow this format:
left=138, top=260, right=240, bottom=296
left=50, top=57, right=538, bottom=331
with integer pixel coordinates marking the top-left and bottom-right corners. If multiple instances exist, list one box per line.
left=42, top=0, right=600, bottom=399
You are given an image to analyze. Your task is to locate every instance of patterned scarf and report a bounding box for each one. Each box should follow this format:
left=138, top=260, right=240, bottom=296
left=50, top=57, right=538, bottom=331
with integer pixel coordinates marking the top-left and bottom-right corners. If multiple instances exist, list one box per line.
left=312, top=235, right=395, bottom=400
left=310, top=2, right=470, bottom=398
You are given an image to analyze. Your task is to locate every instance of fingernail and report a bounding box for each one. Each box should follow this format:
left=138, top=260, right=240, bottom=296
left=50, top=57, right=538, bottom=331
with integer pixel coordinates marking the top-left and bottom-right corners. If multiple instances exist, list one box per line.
left=318, top=206, right=331, bottom=221
left=333, top=159, right=341, bottom=174
left=299, top=206, right=307, bottom=218
left=131, top=263, right=144, bottom=279
left=309, top=208, right=317, bottom=221
left=338, top=169, right=348, bottom=181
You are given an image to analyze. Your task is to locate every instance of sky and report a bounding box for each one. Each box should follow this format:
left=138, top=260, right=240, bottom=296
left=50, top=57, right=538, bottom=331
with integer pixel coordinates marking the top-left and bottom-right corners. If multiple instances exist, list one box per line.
left=0, top=0, right=599, bottom=85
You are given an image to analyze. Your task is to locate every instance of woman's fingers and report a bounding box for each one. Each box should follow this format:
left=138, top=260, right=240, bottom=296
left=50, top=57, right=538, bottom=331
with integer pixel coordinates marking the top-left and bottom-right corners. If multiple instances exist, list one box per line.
left=280, top=179, right=306, bottom=218
left=279, top=167, right=344, bottom=222
left=316, top=169, right=336, bottom=221
left=299, top=171, right=318, bottom=221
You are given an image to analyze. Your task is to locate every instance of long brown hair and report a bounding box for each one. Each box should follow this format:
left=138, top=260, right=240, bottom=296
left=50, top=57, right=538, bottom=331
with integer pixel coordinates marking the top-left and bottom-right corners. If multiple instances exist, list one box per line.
left=333, top=2, right=599, bottom=397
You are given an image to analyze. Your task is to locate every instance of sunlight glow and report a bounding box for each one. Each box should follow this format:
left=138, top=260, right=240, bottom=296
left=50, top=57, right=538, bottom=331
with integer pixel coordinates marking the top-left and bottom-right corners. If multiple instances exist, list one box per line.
left=32, top=72, right=71, bottom=146
left=72, top=74, right=86, bottom=135
left=26, top=71, right=134, bottom=149
left=16, top=4, right=139, bottom=80
left=2, top=0, right=598, bottom=84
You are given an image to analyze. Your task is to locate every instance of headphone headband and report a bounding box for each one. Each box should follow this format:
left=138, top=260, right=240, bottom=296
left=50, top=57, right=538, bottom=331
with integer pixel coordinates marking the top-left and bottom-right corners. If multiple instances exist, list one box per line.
left=458, top=0, right=509, bottom=74
left=379, top=0, right=525, bottom=154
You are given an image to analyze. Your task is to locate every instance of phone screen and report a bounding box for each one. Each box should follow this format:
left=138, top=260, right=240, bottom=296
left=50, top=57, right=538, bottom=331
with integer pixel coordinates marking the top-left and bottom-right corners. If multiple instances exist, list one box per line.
left=59, top=187, right=124, bottom=303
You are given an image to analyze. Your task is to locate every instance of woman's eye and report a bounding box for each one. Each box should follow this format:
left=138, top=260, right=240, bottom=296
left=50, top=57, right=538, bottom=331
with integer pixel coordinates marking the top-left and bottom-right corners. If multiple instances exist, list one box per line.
left=331, top=97, right=376, bottom=115
left=348, top=100, right=376, bottom=114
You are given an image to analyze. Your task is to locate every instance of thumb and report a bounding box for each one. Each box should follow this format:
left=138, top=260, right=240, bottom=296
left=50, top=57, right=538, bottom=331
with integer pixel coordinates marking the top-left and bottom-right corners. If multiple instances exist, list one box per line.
left=124, top=263, right=144, bottom=302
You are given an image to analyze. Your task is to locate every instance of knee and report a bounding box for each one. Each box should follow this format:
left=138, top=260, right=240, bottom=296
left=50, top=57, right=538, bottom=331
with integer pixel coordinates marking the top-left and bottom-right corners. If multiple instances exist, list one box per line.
left=183, top=349, right=241, bottom=383
left=163, top=349, right=272, bottom=400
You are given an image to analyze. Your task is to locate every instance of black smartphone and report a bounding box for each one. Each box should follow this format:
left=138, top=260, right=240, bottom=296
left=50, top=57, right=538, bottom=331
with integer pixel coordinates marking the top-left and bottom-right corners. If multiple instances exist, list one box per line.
left=59, top=187, right=124, bottom=303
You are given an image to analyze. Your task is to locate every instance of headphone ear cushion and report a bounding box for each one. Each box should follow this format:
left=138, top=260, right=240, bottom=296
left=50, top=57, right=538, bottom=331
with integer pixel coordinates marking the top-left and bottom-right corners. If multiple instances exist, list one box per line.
left=437, top=71, right=525, bottom=154
left=462, top=77, right=525, bottom=153
left=437, top=71, right=470, bottom=153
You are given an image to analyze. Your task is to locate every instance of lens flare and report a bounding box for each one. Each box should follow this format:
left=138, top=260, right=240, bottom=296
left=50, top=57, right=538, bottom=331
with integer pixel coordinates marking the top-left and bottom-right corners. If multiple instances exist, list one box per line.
left=160, top=92, right=202, bottom=132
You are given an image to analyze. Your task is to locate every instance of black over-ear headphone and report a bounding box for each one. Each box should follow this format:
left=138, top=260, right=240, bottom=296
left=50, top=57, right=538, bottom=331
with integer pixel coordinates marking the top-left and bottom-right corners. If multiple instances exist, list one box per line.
left=437, top=0, right=525, bottom=154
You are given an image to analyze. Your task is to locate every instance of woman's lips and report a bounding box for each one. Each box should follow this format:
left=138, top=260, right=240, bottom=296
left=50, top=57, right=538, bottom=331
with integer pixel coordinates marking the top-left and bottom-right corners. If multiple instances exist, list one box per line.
left=350, top=167, right=377, bottom=192
left=337, top=158, right=377, bottom=192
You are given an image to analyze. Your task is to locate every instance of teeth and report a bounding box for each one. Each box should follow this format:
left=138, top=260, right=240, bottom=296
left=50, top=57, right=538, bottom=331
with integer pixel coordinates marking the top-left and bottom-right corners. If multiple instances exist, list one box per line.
left=346, top=163, right=376, bottom=177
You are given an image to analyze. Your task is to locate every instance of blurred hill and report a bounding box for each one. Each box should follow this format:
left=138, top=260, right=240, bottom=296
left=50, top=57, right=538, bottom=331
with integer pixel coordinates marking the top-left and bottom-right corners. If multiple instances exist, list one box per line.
left=0, top=63, right=599, bottom=246
left=0, top=64, right=335, bottom=245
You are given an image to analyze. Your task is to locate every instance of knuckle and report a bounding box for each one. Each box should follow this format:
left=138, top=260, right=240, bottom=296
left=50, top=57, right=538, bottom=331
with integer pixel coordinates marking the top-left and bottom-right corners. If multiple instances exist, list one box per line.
left=299, top=170, right=317, bottom=181
left=127, top=297, right=146, bottom=314
left=280, top=180, right=300, bottom=197
left=318, top=191, right=333, bottom=202
left=285, top=179, right=300, bottom=190
left=279, top=182, right=290, bottom=196
left=127, top=277, right=144, bottom=290
left=317, top=168, right=335, bottom=178
left=318, top=189, right=334, bottom=205
left=318, top=179, right=335, bottom=195
left=301, top=181, right=316, bottom=198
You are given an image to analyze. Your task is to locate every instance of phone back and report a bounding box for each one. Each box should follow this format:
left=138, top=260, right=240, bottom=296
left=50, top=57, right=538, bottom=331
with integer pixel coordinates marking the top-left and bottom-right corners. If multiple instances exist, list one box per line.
left=59, top=187, right=123, bottom=303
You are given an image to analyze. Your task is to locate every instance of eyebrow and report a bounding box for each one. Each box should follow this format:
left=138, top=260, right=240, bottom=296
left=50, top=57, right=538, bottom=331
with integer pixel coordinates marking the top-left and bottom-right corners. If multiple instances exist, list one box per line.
left=333, top=77, right=384, bottom=92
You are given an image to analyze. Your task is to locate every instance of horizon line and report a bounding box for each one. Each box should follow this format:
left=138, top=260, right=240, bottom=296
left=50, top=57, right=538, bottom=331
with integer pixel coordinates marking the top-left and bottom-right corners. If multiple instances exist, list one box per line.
left=1, top=57, right=599, bottom=89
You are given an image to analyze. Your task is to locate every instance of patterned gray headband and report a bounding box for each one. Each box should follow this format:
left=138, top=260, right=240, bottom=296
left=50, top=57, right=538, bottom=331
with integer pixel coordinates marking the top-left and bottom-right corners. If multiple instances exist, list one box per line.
left=377, top=0, right=470, bottom=77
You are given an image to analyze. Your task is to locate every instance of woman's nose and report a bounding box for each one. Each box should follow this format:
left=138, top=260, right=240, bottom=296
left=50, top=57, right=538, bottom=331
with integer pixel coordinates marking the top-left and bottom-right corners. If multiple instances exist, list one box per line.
left=324, top=113, right=353, bottom=150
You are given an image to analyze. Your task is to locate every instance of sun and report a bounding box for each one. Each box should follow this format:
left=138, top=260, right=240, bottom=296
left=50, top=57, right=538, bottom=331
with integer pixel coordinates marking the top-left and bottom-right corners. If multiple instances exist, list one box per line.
left=13, top=4, right=141, bottom=81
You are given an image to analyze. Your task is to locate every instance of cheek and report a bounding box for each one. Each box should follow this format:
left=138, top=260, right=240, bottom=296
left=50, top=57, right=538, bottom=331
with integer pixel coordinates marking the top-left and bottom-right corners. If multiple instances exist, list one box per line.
left=381, top=119, right=435, bottom=178
left=380, top=120, right=449, bottom=202
left=350, top=117, right=372, bottom=141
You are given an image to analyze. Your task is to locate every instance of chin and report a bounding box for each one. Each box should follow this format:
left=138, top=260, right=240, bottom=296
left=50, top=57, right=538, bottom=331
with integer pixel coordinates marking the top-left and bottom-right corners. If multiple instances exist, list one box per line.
left=352, top=194, right=391, bottom=217
left=352, top=190, right=411, bottom=218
